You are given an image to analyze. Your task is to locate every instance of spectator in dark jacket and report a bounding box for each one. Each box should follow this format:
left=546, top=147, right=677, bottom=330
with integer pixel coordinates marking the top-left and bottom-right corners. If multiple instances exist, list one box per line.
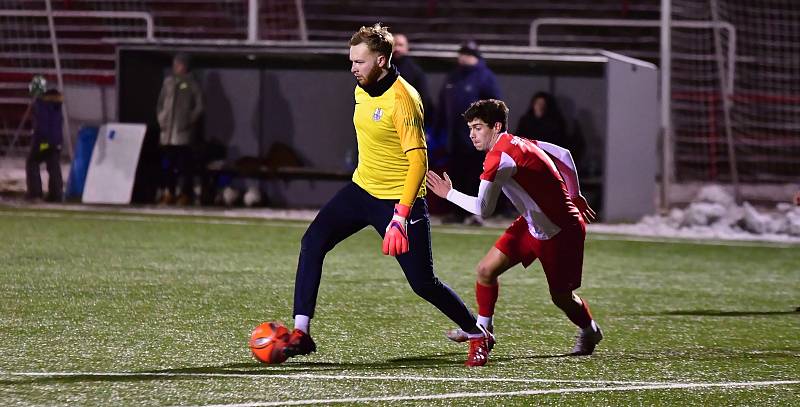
left=392, top=33, right=434, bottom=126
left=25, top=88, right=64, bottom=202
left=435, top=41, right=501, bottom=223
left=515, top=91, right=584, bottom=168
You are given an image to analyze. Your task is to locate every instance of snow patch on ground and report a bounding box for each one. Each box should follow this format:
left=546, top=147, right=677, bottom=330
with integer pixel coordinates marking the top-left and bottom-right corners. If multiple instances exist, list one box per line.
left=590, top=185, right=800, bottom=244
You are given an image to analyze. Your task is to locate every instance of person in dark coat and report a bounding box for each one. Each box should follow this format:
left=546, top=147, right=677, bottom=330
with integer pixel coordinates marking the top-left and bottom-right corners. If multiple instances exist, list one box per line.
left=435, top=41, right=501, bottom=223
left=392, top=33, right=434, bottom=126
left=25, top=88, right=64, bottom=202
left=515, top=92, right=584, bottom=164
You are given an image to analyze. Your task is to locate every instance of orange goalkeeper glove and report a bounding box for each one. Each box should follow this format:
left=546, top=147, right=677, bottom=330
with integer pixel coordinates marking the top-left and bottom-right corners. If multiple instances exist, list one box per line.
left=382, top=203, right=410, bottom=256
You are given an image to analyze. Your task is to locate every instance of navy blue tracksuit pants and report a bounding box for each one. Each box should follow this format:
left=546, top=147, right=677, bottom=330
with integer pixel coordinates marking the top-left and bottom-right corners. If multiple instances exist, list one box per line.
left=293, top=182, right=478, bottom=332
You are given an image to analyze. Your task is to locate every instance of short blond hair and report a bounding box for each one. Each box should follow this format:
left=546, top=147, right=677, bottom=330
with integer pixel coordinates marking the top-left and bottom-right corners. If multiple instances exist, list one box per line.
left=349, top=23, right=394, bottom=58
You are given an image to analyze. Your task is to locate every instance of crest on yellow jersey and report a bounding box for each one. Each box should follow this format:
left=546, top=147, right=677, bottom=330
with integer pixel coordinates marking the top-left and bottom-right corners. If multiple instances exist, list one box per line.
left=372, top=108, right=383, bottom=121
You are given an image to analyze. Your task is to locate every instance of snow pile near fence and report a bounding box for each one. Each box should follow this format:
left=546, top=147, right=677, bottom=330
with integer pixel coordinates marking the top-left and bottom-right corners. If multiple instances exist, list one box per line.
left=590, top=185, right=800, bottom=244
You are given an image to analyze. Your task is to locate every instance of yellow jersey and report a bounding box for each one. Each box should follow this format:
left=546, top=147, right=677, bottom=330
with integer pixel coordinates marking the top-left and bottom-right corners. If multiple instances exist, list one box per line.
left=352, top=69, right=427, bottom=200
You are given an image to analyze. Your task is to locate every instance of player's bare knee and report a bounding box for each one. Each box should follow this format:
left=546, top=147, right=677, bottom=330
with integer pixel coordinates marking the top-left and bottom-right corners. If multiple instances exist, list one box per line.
left=475, top=261, right=498, bottom=285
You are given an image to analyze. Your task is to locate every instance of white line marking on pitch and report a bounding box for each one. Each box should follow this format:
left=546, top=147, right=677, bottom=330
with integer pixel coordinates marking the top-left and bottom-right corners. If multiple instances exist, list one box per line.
left=3, top=371, right=798, bottom=406
left=184, top=380, right=800, bottom=407
left=0, top=371, right=659, bottom=385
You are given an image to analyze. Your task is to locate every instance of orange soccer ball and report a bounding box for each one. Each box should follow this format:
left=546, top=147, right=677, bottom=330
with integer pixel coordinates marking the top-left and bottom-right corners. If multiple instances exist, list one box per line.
left=249, top=321, right=290, bottom=364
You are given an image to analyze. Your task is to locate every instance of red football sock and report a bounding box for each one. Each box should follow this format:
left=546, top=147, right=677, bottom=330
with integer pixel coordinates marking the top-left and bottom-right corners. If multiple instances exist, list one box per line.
left=475, top=281, right=499, bottom=317
left=565, top=296, right=593, bottom=329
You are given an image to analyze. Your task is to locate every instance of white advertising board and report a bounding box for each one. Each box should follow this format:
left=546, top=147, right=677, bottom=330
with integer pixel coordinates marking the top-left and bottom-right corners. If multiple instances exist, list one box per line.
left=82, top=123, right=146, bottom=204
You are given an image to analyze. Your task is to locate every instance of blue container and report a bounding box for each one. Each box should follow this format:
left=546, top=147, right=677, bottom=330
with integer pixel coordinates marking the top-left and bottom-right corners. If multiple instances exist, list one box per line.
left=65, top=126, right=99, bottom=200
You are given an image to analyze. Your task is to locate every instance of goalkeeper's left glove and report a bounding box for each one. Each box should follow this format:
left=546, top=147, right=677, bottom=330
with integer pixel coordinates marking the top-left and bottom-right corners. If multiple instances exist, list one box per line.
left=382, top=203, right=410, bottom=256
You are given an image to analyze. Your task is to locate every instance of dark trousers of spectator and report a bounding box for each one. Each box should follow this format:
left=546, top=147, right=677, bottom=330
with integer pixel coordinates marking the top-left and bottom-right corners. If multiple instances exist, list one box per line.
left=26, top=144, right=63, bottom=201
left=160, top=145, right=193, bottom=197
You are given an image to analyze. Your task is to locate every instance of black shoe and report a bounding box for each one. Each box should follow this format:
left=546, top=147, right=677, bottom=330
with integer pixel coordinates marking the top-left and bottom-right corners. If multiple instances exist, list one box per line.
left=570, top=323, right=603, bottom=356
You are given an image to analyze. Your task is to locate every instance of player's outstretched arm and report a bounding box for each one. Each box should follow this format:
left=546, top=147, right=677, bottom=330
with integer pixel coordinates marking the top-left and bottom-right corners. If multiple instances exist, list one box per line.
left=427, top=170, right=504, bottom=217
left=426, top=170, right=452, bottom=198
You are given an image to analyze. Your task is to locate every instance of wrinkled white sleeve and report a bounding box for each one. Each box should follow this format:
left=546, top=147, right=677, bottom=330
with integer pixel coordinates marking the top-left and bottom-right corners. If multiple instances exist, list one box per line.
left=445, top=166, right=514, bottom=218
left=537, top=141, right=581, bottom=198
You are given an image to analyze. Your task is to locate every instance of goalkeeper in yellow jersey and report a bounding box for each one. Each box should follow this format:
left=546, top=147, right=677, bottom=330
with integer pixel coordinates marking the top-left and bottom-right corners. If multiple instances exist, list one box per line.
left=279, top=23, right=493, bottom=367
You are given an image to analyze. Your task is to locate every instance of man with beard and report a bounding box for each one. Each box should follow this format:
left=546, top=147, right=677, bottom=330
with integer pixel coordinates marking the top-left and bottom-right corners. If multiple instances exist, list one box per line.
left=278, top=23, right=493, bottom=367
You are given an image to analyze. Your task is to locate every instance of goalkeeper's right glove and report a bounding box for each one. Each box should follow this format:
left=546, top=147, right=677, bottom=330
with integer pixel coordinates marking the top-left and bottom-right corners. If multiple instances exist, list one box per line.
left=382, top=203, right=410, bottom=256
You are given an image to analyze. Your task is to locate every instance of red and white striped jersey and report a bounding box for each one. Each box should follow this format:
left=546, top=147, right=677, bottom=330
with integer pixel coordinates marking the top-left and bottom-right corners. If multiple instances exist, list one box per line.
left=447, top=133, right=582, bottom=240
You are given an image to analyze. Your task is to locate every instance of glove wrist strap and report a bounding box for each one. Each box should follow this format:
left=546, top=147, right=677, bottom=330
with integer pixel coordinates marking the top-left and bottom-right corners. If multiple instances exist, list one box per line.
left=393, top=203, right=410, bottom=219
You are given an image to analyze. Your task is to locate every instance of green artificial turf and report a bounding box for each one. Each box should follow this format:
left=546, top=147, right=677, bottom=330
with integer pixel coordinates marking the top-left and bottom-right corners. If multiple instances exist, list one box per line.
left=1, top=208, right=798, bottom=406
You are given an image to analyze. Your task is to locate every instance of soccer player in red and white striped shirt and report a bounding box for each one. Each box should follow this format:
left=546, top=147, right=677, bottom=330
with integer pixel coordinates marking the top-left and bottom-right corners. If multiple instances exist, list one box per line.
left=427, top=99, right=603, bottom=358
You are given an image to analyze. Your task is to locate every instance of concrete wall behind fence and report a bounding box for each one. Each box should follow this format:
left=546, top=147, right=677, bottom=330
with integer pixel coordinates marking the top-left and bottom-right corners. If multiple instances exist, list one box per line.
left=196, top=68, right=607, bottom=174
left=117, top=49, right=612, bottom=207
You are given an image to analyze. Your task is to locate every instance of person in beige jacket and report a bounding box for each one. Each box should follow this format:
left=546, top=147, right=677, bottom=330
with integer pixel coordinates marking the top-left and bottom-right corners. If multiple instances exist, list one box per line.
left=156, top=53, right=204, bottom=205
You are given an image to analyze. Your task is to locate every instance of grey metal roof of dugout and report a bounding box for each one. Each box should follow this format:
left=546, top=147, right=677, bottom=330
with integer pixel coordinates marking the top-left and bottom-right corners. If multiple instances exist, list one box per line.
left=112, top=38, right=656, bottom=69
